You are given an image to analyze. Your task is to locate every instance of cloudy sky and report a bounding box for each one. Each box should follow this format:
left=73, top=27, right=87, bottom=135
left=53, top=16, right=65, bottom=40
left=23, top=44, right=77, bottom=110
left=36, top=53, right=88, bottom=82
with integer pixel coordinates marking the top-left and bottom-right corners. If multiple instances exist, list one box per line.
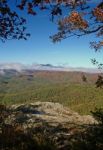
left=0, top=1, right=102, bottom=68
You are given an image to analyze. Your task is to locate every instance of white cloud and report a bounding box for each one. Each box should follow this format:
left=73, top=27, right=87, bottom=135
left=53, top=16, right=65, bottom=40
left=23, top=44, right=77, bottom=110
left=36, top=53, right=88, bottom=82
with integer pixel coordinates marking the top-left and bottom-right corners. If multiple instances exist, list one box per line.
left=0, top=63, right=25, bottom=71
left=0, top=62, right=102, bottom=73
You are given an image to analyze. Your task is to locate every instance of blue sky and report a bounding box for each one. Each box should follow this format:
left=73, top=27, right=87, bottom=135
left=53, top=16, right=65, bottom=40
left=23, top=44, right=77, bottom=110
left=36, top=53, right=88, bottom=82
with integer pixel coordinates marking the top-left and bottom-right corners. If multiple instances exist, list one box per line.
left=0, top=2, right=103, bottom=68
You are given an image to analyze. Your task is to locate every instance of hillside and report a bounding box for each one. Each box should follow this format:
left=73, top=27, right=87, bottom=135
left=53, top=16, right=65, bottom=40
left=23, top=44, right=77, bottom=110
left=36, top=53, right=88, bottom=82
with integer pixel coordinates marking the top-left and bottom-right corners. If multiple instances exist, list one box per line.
left=0, top=70, right=103, bottom=114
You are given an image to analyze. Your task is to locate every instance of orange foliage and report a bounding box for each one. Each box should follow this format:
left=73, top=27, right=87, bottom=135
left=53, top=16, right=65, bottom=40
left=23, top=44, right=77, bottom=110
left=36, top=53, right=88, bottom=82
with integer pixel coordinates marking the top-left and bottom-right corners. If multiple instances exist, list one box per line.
left=59, top=11, right=88, bottom=29
left=93, top=8, right=103, bottom=21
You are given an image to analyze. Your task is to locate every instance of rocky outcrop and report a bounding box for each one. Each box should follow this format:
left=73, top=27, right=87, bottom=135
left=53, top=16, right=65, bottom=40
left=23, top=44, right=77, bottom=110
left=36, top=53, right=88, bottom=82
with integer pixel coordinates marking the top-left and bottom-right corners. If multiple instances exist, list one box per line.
left=1, top=102, right=98, bottom=150
left=6, top=102, right=97, bottom=126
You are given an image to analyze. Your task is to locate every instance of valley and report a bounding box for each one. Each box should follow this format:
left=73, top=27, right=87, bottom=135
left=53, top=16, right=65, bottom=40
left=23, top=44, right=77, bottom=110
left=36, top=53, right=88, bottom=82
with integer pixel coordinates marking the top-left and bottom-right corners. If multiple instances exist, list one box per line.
left=0, top=70, right=103, bottom=114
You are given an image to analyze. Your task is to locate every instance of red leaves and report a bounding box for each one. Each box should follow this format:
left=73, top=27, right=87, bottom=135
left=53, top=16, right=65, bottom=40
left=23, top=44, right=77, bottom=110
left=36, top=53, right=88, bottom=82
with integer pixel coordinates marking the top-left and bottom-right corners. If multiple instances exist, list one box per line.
left=17, top=1, right=37, bottom=15
left=17, top=0, right=27, bottom=10
left=45, top=0, right=50, bottom=3
left=93, top=8, right=103, bottom=21
left=0, top=0, right=103, bottom=47
left=17, top=4, right=24, bottom=10
left=27, top=3, right=36, bottom=15
left=59, top=11, right=88, bottom=30
left=68, top=11, right=88, bottom=29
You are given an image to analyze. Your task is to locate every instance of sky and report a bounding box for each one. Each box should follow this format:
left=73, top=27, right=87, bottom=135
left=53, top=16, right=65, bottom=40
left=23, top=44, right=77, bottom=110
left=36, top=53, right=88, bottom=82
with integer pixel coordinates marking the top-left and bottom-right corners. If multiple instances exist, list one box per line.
left=0, top=1, right=103, bottom=68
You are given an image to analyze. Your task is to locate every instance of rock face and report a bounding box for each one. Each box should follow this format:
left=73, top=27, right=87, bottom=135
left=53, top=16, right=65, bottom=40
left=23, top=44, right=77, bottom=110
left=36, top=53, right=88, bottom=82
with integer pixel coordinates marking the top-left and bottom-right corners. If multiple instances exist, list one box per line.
left=2, top=102, right=98, bottom=150
left=7, top=102, right=96, bottom=126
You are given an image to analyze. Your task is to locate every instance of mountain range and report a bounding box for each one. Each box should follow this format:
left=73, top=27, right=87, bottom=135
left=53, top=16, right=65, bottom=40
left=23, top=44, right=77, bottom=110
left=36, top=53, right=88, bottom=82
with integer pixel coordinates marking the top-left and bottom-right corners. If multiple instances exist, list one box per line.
left=0, top=63, right=102, bottom=75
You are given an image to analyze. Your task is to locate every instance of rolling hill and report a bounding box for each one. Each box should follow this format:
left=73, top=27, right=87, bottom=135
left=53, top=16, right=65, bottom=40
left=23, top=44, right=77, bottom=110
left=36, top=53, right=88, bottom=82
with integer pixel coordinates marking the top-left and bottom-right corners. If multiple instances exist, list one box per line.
left=0, top=69, right=103, bottom=114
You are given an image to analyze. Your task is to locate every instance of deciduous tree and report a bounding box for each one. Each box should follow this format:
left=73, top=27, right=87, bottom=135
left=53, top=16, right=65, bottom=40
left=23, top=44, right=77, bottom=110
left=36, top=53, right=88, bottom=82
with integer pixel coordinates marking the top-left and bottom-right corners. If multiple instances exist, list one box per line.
left=0, top=0, right=103, bottom=47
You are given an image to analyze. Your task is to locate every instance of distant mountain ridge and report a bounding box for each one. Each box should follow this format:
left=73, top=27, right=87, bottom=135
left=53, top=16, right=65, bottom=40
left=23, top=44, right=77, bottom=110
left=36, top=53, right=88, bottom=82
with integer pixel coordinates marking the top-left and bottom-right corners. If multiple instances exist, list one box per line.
left=0, top=63, right=102, bottom=75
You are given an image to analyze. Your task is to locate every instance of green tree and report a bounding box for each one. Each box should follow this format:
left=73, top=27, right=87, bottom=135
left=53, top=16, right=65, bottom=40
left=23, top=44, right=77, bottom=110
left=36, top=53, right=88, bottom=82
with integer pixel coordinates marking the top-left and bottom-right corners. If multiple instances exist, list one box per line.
left=82, top=74, right=87, bottom=82
left=95, top=75, right=103, bottom=88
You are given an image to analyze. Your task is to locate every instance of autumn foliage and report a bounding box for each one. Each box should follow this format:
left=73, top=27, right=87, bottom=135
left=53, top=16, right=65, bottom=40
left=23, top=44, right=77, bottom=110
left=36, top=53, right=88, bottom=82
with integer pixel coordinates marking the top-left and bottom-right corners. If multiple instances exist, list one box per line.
left=0, top=1, right=103, bottom=51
